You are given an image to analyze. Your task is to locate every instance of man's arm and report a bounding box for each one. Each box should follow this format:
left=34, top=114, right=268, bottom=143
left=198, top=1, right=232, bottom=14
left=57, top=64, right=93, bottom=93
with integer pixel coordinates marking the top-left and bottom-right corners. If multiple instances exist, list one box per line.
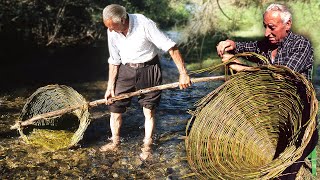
left=105, top=63, right=120, bottom=104
left=217, top=40, right=259, bottom=72
left=222, top=54, right=252, bottom=72
left=168, top=46, right=191, bottom=89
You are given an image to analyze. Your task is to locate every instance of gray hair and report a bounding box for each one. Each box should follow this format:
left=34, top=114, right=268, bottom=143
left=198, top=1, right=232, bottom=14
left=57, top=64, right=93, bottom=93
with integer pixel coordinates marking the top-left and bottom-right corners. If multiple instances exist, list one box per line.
left=102, top=4, right=127, bottom=23
left=264, top=3, right=292, bottom=24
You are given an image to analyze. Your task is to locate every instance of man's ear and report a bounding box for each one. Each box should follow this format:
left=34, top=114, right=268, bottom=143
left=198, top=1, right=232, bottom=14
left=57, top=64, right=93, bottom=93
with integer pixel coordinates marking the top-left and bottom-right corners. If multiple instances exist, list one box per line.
left=285, top=19, right=292, bottom=31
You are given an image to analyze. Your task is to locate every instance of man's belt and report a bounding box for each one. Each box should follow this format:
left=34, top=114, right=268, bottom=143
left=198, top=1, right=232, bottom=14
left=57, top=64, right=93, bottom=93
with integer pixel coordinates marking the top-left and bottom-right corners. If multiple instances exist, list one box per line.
left=125, top=56, right=159, bottom=69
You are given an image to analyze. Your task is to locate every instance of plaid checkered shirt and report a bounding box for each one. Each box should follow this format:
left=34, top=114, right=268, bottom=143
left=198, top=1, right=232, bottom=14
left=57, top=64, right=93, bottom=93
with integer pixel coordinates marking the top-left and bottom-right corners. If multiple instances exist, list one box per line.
left=235, top=31, right=314, bottom=80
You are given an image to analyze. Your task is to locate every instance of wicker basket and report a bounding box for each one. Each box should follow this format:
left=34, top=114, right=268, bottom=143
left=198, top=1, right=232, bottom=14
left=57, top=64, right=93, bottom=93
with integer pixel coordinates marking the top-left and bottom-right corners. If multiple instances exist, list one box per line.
left=19, top=84, right=90, bottom=149
left=186, top=65, right=318, bottom=179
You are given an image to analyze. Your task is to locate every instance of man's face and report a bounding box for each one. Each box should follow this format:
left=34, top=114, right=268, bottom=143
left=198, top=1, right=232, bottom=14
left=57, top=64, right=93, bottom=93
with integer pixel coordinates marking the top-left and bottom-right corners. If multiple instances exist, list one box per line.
left=263, top=11, right=291, bottom=44
left=104, top=18, right=126, bottom=33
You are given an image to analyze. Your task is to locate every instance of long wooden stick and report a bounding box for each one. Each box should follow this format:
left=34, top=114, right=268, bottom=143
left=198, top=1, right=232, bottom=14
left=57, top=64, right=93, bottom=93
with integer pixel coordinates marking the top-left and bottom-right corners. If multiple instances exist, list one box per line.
left=10, top=75, right=225, bottom=130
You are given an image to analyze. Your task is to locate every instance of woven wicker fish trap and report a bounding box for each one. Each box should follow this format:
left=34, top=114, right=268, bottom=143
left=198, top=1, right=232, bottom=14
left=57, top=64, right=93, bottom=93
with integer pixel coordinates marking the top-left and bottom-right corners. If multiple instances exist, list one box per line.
left=186, top=63, right=318, bottom=179
left=18, top=84, right=90, bottom=150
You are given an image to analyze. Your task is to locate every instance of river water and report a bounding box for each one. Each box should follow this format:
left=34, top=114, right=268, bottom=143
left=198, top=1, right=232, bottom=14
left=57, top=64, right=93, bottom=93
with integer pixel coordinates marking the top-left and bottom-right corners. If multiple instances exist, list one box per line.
left=0, top=58, right=224, bottom=179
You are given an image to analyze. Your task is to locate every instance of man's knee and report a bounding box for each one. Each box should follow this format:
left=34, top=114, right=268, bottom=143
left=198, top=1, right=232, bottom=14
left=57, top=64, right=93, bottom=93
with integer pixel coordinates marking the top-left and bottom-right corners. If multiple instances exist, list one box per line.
left=110, top=112, right=122, bottom=120
left=143, top=107, right=155, bottom=120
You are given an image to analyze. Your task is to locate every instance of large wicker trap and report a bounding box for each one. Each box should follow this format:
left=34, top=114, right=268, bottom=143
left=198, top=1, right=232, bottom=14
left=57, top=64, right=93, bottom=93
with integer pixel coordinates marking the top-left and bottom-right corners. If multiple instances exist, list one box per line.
left=18, top=85, right=90, bottom=150
left=186, top=65, right=318, bottom=179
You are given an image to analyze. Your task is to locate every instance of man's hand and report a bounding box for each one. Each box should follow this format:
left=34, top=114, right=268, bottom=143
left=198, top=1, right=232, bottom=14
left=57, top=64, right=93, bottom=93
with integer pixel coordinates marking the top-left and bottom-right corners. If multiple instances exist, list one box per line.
left=221, top=53, right=252, bottom=72
left=105, top=64, right=119, bottom=105
left=104, top=86, right=115, bottom=105
left=222, top=54, right=234, bottom=63
left=216, top=40, right=236, bottom=57
left=179, top=73, right=191, bottom=89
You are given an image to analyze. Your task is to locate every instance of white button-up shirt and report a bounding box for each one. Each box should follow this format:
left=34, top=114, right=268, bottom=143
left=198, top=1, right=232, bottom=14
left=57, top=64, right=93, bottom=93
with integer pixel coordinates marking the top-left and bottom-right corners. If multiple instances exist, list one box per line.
left=107, top=14, right=176, bottom=65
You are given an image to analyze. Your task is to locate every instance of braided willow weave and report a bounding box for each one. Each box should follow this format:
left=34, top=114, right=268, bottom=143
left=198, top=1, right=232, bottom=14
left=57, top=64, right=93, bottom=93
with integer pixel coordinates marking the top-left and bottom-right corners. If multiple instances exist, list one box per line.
left=186, top=65, right=318, bottom=179
left=19, top=84, right=90, bottom=149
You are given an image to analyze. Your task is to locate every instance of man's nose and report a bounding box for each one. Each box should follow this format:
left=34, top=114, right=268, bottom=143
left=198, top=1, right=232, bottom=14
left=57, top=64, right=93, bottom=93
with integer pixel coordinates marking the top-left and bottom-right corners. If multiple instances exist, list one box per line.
left=265, top=28, right=271, bottom=37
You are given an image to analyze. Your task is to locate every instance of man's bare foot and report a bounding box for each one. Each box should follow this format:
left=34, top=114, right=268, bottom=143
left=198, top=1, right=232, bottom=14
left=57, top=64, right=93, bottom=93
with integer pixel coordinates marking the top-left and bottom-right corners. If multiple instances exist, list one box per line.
left=139, top=146, right=152, bottom=161
left=99, top=142, right=119, bottom=152
left=139, top=151, right=152, bottom=161
left=100, top=136, right=120, bottom=152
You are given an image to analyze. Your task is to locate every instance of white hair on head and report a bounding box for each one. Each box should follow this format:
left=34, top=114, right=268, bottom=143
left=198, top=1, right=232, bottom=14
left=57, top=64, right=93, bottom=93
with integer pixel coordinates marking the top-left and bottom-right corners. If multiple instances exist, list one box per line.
left=264, top=3, right=292, bottom=24
left=102, top=4, right=127, bottom=23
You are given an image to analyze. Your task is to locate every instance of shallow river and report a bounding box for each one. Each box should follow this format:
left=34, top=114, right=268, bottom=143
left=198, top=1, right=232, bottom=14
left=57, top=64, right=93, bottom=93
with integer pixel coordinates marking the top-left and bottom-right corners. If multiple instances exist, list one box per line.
left=0, top=59, right=223, bottom=179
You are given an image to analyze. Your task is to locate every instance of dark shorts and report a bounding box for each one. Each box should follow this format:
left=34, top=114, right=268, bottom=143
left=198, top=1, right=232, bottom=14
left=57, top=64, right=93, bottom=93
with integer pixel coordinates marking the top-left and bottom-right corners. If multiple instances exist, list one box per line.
left=109, top=56, right=162, bottom=113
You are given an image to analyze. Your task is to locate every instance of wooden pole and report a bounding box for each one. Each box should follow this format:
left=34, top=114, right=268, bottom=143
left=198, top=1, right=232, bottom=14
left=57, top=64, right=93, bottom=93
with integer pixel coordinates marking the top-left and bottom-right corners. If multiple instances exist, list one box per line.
left=10, top=75, right=225, bottom=130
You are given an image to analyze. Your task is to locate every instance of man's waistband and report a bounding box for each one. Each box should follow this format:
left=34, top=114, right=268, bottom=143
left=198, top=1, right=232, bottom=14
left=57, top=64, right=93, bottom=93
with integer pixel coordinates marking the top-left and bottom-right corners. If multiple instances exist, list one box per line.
left=124, top=56, right=159, bottom=69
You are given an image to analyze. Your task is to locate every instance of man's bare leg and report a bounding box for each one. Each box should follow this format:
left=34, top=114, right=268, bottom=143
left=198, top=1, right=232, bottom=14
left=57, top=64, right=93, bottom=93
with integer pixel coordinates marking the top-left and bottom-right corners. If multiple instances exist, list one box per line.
left=100, top=112, right=122, bottom=151
left=140, top=107, right=155, bottom=160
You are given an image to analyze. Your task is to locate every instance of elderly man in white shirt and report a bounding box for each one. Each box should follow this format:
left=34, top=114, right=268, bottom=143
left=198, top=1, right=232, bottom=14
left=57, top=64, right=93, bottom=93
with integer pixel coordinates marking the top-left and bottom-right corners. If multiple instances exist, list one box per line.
left=100, top=4, right=191, bottom=160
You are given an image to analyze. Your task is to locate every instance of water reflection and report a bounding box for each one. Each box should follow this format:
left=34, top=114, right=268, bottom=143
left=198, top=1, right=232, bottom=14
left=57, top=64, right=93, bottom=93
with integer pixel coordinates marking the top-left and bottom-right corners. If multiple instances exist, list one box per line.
left=0, top=59, right=222, bottom=179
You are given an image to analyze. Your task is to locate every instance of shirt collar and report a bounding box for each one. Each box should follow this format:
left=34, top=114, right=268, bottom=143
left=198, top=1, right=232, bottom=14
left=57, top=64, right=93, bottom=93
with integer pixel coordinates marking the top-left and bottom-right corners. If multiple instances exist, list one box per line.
left=126, top=14, right=133, bottom=36
left=278, top=31, right=292, bottom=47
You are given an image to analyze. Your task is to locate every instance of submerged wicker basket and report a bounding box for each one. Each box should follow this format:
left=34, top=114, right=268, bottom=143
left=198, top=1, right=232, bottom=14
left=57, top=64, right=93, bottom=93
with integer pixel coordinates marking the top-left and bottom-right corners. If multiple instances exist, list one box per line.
left=19, top=84, right=90, bottom=150
left=186, top=64, right=318, bottom=179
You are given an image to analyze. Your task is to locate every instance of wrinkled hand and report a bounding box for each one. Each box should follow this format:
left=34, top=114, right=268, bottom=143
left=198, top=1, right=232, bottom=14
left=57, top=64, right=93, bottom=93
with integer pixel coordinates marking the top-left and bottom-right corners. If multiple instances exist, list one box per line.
left=179, top=73, right=191, bottom=89
left=104, top=87, right=115, bottom=105
left=222, top=54, right=234, bottom=63
left=216, top=40, right=236, bottom=57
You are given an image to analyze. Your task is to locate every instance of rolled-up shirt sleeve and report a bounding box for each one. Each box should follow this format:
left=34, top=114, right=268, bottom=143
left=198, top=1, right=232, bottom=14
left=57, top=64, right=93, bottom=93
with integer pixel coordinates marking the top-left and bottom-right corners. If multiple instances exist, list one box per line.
left=145, top=21, right=176, bottom=52
left=107, top=31, right=122, bottom=65
left=235, top=41, right=259, bottom=53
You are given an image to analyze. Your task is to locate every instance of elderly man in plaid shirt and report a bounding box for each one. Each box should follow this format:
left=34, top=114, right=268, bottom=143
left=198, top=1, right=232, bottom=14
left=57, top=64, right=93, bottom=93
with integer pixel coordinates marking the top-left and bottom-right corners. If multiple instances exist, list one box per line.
left=216, top=3, right=317, bottom=179
left=216, top=3, right=313, bottom=81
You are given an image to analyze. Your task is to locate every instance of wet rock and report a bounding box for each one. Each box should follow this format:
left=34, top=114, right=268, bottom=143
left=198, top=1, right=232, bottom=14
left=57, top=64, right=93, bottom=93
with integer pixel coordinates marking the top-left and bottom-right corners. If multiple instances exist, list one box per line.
left=166, top=167, right=174, bottom=174
left=112, top=172, right=119, bottom=178
left=166, top=174, right=174, bottom=180
left=100, top=164, right=109, bottom=170
left=120, top=157, right=129, bottom=165
left=132, top=156, right=143, bottom=166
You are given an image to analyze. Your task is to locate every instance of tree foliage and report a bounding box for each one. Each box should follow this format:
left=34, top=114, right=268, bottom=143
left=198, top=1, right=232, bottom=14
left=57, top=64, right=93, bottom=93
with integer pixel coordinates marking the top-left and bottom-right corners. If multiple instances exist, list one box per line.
left=120, top=0, right=190, bottom=29
left=0, top=0, right=190, bottom=48
left=1, top=0, right=96, bottom=47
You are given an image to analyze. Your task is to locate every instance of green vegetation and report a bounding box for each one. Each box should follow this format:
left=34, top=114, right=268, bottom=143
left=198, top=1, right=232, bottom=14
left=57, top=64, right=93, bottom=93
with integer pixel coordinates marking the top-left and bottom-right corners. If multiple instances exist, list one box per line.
left=121, top=0, right=190, bottom=29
